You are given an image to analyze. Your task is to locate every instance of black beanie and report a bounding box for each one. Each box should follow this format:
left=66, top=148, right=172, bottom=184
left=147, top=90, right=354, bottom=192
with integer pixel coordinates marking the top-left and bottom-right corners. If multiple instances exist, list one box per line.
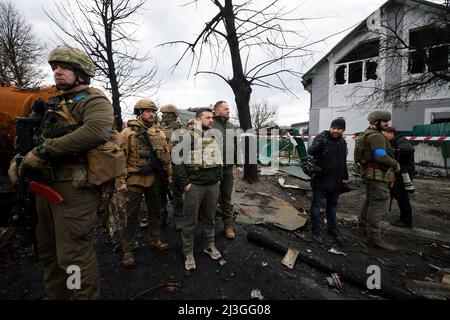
left=330, top=118, right=346, bottom=130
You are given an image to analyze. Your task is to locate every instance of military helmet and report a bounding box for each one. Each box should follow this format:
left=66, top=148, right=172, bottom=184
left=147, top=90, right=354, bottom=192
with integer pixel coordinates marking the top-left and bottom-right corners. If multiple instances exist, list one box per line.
left=160, top=104, right=179, bottom=116
left=48, top=46, right=95, bottom=77
left=367, top=110, right=391, bottom=122
left=134, top=98, right=157, bottom=115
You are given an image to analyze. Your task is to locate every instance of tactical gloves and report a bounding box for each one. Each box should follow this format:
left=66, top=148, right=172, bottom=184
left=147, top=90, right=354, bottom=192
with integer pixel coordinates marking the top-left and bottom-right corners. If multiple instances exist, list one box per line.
left=18, top=146, right=49, bottom=176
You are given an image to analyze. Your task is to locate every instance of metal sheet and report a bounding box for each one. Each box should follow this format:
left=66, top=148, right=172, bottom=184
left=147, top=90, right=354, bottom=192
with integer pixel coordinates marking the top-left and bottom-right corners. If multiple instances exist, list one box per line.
left=233, top=192, right=307, bottom=231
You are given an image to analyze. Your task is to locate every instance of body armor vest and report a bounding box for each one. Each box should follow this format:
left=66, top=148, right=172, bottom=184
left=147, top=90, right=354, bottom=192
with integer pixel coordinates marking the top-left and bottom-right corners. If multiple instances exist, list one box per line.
left=186, top=133, right=222, bottom=169
left=355, top=128, right=395, bottom=182
left=125, top=121, right=168, bottom=174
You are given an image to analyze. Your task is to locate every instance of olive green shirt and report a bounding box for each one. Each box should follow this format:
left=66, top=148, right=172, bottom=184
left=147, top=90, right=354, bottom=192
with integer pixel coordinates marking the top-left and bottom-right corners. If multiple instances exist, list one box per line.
left=366, top=128, right=398, bottom=168
left=43, top=88, right=114, bottom=157
left=212, top=116, right=242, bottom=168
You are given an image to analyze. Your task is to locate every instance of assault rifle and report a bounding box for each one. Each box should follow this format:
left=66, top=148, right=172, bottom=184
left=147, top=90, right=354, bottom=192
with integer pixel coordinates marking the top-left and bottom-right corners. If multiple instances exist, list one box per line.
left=136, top=127, right=173, bottom=202
left=13, top=116, right=65, bottom=254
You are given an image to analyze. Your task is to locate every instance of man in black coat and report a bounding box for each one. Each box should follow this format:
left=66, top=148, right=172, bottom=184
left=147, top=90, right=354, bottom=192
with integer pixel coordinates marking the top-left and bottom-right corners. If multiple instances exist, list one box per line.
left=382, top=127, right=415, bottom=228
left=308, top=118, right=349, bottom=243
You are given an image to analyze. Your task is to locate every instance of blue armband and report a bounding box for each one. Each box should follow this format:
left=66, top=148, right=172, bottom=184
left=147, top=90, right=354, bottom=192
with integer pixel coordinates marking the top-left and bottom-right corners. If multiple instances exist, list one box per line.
left=372, top=149, right=387, bottom=157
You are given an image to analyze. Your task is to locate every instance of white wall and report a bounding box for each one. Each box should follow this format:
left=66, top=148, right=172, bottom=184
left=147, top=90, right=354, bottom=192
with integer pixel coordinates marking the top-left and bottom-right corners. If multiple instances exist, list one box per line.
left=317, top=2, right=450, bottom=135
left=414, top=142, right=448, bottom=167
left=310, top=1, right=450, bottom=164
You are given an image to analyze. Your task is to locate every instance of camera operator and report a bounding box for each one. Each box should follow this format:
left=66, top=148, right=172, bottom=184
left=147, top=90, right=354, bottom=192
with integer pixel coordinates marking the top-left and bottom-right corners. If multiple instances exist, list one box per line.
left=308, top=118, right=348, bottom=243
left=382, top=127, right=415, bottom=228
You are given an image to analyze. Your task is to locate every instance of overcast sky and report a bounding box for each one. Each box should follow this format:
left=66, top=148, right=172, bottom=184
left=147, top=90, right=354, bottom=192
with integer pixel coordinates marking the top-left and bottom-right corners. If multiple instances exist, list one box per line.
left=12, top=0, right=438, bottom=125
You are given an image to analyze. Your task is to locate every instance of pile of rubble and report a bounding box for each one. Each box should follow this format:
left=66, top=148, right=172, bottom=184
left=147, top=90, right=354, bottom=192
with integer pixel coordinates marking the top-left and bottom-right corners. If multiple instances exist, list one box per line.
left=415, top=164, right=448, bottom=178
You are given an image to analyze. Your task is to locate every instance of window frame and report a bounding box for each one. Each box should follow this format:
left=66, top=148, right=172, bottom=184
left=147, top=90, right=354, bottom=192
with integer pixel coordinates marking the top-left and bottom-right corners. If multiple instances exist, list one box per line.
left=408, top=43, right=450, bottom=75
left=334, top=57, right=379, bottom=86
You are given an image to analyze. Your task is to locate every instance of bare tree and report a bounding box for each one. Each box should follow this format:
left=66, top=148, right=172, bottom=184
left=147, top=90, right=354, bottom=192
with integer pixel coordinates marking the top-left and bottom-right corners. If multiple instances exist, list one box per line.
left=251, top=99, right=278, bottom=129
left=0, top=1, right=45, bottom=87
left=45, top=0, right=159, bottom=130
left=162, top=0, right=324, bottom=182
left=352, top=0, right=450, bottom=107
left=234, top=99, right=278, bottom=129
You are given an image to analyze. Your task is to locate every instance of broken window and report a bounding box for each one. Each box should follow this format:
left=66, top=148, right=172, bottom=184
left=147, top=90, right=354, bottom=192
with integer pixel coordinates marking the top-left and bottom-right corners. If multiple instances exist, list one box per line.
left=365, top=60, right=378, bottom=80
left=428, top=46, right=449, bottom=72
left=409, top=26, right=450, bottom=49
left=408, top=26, right=450, bottom=74
left=409, top=49, right=426, bottom=74
left=349, top=61, right=363, bottom=83
left=338, top=39, right=380, bottom=64
left=335, top=65, right=347, bottom=85
left=334, top=39, right=379, bottom=85
left=335, top=60, right=378, bottom=85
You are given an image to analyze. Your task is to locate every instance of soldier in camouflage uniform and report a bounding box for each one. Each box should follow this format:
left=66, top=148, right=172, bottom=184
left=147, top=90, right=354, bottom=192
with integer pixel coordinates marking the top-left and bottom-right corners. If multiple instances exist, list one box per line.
left=354, top=111, right=400, bottom=251
left=12, top=46, right=114, bottom=299
left=173, top=108, right=223, bottom=271
left=160, top=104, right=185, bottom=231
left=119, top=99, right=172, bottom=268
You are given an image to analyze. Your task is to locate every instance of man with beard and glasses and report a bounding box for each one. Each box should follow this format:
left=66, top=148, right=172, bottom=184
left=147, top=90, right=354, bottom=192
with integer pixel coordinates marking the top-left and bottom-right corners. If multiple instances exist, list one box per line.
left=308, top=118, right=349, bottom=244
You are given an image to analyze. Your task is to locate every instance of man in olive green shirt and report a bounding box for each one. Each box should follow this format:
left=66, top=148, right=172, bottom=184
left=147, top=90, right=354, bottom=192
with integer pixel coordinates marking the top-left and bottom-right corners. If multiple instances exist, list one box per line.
left=212, top=101, right=243, bottom=239
left=355, top=111, right=400, bottom=251
left=15, top=46, right=114, bottom=299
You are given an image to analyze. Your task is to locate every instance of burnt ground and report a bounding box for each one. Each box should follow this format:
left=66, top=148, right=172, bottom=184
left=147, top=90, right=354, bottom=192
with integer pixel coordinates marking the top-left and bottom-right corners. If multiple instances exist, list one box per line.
left=1, top=171, right=450, bottom=300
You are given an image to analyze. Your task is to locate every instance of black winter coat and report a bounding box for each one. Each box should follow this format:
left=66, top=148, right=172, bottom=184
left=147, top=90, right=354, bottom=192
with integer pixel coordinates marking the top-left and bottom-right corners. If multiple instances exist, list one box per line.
left=308, top=130, right=349, bottom=192
left=390, top=134, right=415, bottom=174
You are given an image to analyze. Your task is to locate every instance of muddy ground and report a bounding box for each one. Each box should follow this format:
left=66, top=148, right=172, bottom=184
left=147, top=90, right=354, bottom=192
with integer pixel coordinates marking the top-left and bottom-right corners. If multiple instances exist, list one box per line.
left=1, top=169, right=450, bottom=300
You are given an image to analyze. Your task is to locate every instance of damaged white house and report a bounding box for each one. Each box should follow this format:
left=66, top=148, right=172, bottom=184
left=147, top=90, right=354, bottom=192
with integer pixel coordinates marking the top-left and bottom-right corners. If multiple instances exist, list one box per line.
left=302, top=0, right=450, bottom=160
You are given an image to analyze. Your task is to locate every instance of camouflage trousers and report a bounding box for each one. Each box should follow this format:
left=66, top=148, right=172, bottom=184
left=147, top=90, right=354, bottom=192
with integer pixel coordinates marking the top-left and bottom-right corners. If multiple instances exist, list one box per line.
left=99, top=183, right=126, bottom=239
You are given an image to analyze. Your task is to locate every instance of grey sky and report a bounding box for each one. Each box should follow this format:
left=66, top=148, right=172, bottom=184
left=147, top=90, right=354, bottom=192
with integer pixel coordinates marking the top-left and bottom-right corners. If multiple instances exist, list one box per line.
left=12, top=0, right=436, bottom=125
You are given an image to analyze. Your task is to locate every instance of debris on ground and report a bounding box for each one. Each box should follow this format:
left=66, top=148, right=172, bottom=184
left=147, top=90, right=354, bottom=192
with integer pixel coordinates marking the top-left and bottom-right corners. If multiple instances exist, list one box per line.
left=278, top=165, right=311, bottom=180
left=259, top=167, right=279, bottom=176
left=281, top=248, right=299, bottom=269
left=406, top=273, right=450, bottom=300
left=328, top=248, right=347, bottom=257
left=325, top=273, right=343, bottom=291
left=1, top=174, right=449, bottom=300
left=250, top=289, right=264, bottom=300
left=233, top=192, right=307, bottom=231
left=278, top=177, right=303, bottom=189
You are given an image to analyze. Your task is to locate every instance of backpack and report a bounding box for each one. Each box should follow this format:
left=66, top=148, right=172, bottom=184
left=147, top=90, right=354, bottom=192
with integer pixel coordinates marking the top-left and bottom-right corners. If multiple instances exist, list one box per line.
left=300, top=155, right=323, bottom=177
left=354, top=131, right=377, bottom=165
left=301, top=132, right=328, bottom=177
left=87, top=130, right=126, bottom=185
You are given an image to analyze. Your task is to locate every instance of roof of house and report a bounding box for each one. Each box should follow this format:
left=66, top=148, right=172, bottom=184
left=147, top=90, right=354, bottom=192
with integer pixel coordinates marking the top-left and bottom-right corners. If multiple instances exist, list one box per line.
left=291, top=121, right=309, bottom=127
left=301, top=0, right=447, bottom=88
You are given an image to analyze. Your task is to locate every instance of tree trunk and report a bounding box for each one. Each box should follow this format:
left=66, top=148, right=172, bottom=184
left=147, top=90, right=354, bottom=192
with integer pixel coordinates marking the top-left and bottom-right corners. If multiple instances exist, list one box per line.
left=104, top=15, right=123, bottom=131
left=223, top=0, right=258, bottom=182
left=110, top=82, right=123, bottom=131
left=230, top=79, right=258, bottom=182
